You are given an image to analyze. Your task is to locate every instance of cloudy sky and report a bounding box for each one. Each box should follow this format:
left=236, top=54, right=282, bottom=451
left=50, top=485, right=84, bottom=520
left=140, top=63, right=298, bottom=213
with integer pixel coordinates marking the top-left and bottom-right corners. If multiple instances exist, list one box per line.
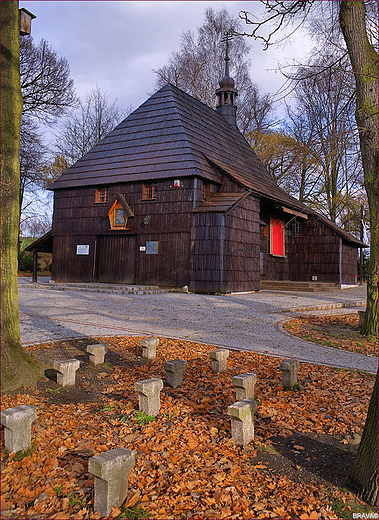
left=21, top=1, right=316, bottom=115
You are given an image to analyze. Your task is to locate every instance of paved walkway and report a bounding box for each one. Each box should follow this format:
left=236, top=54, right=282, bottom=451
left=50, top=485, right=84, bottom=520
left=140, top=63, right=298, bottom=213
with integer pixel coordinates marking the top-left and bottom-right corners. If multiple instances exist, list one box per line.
left=18, top=278, right=377, bottom=374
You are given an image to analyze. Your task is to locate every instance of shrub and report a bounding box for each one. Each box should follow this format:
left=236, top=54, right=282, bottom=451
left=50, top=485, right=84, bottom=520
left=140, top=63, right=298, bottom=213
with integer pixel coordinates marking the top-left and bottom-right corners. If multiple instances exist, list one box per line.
left=18, top=251, right=33, bottom=272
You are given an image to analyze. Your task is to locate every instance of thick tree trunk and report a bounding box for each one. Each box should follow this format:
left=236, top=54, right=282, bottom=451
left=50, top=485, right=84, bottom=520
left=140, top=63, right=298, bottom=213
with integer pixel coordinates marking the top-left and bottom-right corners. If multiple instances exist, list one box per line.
left=340, top=0, right=378, bottom=337
left=345, top=374, right=378, bottom=506
left=1, top=1, right=41, bottom=391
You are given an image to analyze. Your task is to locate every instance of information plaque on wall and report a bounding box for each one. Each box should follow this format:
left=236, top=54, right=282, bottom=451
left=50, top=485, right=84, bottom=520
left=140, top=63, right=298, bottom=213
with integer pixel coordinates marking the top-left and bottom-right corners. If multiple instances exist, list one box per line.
left=146, top=241, right=159, bottom=255
left=76, top=245, right=90, bottom=255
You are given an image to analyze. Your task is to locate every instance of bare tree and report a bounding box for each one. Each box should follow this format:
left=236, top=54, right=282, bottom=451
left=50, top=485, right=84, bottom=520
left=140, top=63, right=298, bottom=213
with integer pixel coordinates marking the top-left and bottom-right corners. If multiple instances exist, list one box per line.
left=55, top=86, right=123, bottom=165
left=18, top=35, right=77, bottom=241
left=288, top=53, right=362, bottom=223
left=154, top=7, right=275, bottom=136
left=20, top=36, right=77, bottom=123
left=19, top=116, right=47, bottom=212
left=239, top=0, right=378, bottom=505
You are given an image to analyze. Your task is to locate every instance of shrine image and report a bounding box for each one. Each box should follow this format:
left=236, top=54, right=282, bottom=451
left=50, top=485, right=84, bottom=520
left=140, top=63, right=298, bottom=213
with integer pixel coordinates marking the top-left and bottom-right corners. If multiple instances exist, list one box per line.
left=31, top=57, right=365, bottom=294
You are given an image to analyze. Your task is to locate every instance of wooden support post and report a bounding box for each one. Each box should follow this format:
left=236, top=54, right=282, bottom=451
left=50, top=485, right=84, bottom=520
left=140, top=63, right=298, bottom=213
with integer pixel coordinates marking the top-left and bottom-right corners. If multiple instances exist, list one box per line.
left=32, top=250, right=38, bottom=283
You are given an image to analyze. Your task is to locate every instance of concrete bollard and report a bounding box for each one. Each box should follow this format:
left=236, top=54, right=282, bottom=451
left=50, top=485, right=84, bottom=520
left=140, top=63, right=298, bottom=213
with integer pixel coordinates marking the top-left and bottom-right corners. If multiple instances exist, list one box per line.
left=1, top=405, right=37, bottom=452
left=227, top=399, right=257, bottom=446
left=134, top=378, right=164, bottom=416
left=53, top=359, right=80, bottom=388
left=209, top=349, right=229, bottom=373
left=280, top=359, right=300, bottom=387
left=233, top=372, right=257, bottom=400
left=88, top=448, right=135, bottom=517
left=87, top=344, right=108, bottom=366
left=140, top=337, right=159, bottom=361
left=164, top=359, right=187, bottom=389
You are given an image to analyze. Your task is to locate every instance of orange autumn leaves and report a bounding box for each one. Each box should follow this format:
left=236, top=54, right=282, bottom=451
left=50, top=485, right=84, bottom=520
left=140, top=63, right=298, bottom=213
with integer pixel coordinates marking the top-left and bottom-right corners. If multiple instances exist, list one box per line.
left=1, top=335, right=375, bottom=519
left=283, top=314, right=378, bottom=357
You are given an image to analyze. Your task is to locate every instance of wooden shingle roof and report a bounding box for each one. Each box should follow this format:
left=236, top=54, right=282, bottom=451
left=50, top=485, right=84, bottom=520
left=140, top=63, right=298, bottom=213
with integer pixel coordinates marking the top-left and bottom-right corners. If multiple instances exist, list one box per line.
left=49, top=83, right=365, bottom=247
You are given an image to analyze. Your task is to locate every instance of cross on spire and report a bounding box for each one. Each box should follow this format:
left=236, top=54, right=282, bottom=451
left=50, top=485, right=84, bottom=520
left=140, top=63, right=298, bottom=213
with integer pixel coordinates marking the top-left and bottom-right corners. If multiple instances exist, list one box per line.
left=216, top=30, right=238, bottom=126
left=221, top=31, right=234, bottom=77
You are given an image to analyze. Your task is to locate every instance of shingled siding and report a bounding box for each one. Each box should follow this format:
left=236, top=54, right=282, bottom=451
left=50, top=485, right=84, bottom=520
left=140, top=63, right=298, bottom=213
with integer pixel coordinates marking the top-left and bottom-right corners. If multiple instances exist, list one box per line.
left=287, top=216, right=357, bottom=283
left=191, top=195, right=260, bottom=293
left=223, top=195, right=260, bottom=292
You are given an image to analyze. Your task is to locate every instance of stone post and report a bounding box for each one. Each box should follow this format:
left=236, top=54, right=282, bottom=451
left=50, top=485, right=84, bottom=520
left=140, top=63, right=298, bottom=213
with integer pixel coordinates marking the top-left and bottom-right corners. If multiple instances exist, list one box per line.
left=233, top=372, right=257, bottom=400
left=134, top=378, right=164, bottom=415
left=227, top=399, right=257, bottom=446
left=164, top=359, right=187, bottom=389
left=53, top=359, right=80, bottom=388
left=1, top=405, right=37, bottom=452
left=87, top=344, right=108, bottom=366
left=88, top=448, right=135, bottom=518
left=358, top=310, right=366, bottom=329
left=140, top=337, right=159, bottom=361
left=209, top=349, right=229, bottom=373
left=280, top=359, right=300, bottom=387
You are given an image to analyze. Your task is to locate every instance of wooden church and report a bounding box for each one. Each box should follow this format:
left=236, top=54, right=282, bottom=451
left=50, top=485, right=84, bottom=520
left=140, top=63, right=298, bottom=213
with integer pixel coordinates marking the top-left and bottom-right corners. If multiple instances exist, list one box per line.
left=44, top=51, right=363, bottom=293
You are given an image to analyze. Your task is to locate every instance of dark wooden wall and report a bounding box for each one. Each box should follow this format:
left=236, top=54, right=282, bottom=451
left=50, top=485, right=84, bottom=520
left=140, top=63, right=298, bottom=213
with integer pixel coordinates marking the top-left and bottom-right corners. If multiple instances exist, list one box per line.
left=259, top=203, right=290, bottom=281
left=52, top=175, right=358, bottom=288
left=191, top=195, right=260, bottom=293
left=259, top=204, right=358, bottom=284
left=287, top=216, right=358, bottom=283
left=52, top=178, right=195, bottom=285
left=340, top=242, right=358, bottom=284
left=223, top=195, right=260, bottom=292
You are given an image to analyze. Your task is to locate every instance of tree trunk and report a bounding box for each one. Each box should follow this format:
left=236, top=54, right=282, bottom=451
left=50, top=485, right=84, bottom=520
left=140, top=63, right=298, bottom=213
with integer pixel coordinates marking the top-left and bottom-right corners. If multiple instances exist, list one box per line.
left=340, top=0, right=378, bottom=337
left=1, top=1, right=41, bottom=391
left=345, top=373, right=378, bottom=506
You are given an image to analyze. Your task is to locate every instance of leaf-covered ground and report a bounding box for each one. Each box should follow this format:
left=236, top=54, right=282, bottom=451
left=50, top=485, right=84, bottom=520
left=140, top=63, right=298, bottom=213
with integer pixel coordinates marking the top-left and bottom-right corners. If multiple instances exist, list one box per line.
left=1, top=333, right=376, bottom=520
left=283, top=314, right=378, bottom=357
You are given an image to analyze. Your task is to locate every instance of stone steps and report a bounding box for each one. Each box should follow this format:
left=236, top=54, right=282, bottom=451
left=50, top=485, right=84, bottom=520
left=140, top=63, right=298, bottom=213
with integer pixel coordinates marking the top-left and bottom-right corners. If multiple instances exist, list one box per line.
left=26, top=282, right=181, bottom=295
left=260, top=281, right=342, bottom=292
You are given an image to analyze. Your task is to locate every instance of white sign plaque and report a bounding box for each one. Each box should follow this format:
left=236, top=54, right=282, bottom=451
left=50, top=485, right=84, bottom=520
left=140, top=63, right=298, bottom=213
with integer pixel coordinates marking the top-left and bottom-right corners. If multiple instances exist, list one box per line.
left=76, top=245, right=90, bottom=255
left=139, top=246, right=146, bottom=252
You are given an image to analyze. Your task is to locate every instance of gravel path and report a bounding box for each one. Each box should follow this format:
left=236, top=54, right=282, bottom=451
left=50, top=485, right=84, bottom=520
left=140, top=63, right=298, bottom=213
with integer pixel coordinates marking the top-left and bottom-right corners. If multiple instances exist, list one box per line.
left=18, top=278, right=377, bottom=374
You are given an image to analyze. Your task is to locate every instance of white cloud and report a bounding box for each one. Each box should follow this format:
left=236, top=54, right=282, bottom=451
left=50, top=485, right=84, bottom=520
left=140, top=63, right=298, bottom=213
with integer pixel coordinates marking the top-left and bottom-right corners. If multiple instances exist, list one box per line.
left=21, top=1, right=314, bottom=113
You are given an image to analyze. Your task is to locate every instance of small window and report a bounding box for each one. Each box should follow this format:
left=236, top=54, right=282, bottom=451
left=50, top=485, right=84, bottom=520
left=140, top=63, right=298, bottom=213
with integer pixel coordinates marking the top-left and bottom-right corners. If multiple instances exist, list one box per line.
left=349, top=249, right=353, bottom=261
left=203, top=182, right=211, bottom=200
left=142, top=183, right=157, bottom=200
left=291, top=220, right=303, bottom=237
left=95, top=187, right=109, bottom=203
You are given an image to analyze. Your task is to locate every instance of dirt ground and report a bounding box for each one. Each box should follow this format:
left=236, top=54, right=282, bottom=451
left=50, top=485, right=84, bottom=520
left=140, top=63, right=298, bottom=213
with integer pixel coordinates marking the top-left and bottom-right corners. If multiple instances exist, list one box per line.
left=1, top=315, right=377, bottom=520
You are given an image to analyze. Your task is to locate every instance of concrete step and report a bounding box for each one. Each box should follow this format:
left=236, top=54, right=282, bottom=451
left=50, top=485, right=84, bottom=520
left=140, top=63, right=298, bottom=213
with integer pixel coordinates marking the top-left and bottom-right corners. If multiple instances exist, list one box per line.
left=261, top=281, right=341, bottom=292
left=25, top=282, right=181, bottom=295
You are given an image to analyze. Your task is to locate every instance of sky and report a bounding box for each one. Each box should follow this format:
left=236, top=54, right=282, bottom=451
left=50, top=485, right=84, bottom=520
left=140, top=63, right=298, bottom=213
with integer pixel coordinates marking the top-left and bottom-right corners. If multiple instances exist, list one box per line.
left=20, top=1, right=316, bottom=230
left=21, top=1, right=316, bottom=115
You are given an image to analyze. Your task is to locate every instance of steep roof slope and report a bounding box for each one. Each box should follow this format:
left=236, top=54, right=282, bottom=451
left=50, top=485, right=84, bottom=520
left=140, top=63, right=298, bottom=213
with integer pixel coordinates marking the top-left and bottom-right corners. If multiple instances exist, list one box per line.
left=49, top=83, right=364, bottom=246
left=49, top=83, right=274, bottom=191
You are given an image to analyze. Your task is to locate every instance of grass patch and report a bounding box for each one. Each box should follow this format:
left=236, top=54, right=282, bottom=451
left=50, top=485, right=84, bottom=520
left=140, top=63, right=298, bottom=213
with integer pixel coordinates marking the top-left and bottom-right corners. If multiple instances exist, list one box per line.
left=117, top=506, right=148, bottom=519
left=330, top=495, right=377, bottom=519
left=133, top=410, right=156, bottom=425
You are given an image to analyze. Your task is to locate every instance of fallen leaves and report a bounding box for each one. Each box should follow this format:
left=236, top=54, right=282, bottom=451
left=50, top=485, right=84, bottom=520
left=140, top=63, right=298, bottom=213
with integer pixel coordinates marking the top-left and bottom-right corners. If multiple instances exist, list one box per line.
left=0, top=335, right=376, bottom=519
left=283, top=314, right=378, bottom=356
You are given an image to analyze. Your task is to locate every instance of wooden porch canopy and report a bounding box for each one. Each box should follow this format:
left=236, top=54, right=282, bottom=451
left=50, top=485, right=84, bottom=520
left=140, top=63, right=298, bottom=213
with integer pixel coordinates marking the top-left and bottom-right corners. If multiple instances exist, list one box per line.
left=24, top=230, right=53, bottom=282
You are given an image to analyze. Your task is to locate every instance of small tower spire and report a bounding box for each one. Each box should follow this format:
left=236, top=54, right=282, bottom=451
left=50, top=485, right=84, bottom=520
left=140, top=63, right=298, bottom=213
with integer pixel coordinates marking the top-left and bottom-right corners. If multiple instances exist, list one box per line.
left=216, top=31, right=238, bottom=126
